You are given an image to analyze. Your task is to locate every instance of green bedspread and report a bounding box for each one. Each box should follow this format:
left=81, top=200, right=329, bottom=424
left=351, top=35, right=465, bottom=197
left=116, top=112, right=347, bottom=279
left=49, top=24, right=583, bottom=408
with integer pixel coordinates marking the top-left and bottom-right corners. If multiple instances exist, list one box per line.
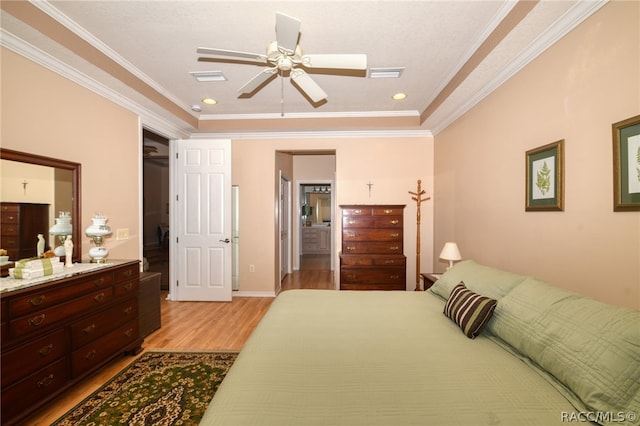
left=201, top=289, right=581, bottom=425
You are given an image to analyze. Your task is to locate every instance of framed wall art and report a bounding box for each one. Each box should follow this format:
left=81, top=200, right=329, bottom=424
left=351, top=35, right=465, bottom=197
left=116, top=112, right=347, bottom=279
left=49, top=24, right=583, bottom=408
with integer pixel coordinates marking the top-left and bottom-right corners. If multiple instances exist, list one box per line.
left=526, top=140, right=564, bottom=211
left=612, top=114, right=640, bottom=211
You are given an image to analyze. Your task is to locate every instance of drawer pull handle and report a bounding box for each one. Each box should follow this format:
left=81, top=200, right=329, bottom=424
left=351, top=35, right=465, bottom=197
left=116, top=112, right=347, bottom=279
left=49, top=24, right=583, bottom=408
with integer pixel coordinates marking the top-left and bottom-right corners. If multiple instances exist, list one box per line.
left=346, top=246, right=356, bottom=251
left=124, top=328, right=134, bottom=337
left=390, top=275, right=400, bottom=279
left=38, top=374, right=54, bottom=388
left=389, top=246, right=399, bottom=251
left=384, top=209, right=393, bottom=214
left=384, top=260, right=395, bottom=264
left=83, top=324, right=96, bottom=334
left=347, top=274, right=355, bottom=280
left=85, top=350, right=96, bottom=360
left=29, top=314, right=46, bottom=327
left=29, top=295, right=46, bottom=306
left=390, top=220, right=399, bottom=225
left=124, top=306, right=133, bottom=315
left=124, top=270, right=133, bottom=277
left=92, top=278, right=104, bottom=287
left=347, top=232, right=357, bottom=238
left=7, top=215, right=15, bottom=220
left=390, top=233, right=399, bottom=238
left=354, top=209, right=362, bottom=214
left=124, top=282, right=133, bottom=291
left=39, top=344, right=53, bottom=356
left=94, top=293, right=105, bottom=302
left=348, top=220, right=356, bottom=225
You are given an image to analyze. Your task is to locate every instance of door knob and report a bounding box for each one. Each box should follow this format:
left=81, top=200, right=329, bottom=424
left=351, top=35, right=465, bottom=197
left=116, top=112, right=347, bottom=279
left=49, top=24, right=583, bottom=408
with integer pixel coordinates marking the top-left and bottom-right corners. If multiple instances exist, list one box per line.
left=219, top=238, right=230, bottom=243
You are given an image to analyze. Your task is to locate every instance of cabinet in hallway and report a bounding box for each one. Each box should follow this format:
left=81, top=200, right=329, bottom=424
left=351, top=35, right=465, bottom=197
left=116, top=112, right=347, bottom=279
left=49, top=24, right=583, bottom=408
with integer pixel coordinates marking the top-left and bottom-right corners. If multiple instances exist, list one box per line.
left=301, top=226, right=330, bottom=254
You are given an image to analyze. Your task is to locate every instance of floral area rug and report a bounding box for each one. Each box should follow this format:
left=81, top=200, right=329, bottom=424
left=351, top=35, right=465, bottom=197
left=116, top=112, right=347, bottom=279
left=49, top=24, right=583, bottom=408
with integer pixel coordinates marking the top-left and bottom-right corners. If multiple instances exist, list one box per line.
left=52, top=351, right=238, bottom=426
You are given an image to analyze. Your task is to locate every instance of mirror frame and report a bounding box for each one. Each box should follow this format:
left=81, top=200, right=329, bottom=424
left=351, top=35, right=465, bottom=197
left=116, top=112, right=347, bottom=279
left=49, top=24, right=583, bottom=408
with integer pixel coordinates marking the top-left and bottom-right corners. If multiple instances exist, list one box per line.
left=1, top=148, right=82, bottom=263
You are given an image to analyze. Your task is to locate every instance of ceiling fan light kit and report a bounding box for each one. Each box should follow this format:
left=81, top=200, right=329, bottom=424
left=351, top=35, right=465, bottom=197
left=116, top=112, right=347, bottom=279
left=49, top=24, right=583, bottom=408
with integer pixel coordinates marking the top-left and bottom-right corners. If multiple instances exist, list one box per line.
left=197, top=12, right=367, bottom=105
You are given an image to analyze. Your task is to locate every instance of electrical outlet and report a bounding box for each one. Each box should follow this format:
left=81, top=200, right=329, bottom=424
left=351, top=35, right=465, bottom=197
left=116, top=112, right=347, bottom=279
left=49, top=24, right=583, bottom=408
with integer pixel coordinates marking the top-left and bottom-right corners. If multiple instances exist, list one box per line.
left=116, top=228, right=129, bottom=240
left=249, top=264, right=255, bottom=273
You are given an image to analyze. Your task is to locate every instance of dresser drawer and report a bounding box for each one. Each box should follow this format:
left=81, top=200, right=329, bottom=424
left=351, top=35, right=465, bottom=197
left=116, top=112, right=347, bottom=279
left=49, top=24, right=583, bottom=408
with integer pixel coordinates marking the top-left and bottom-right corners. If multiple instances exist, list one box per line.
left=340, top=255, right=406, bottom=267
left=341, top=268, right=405, bottom=284
left=10, top=288, right=114, bottom=338
left=342, top=241, right=403, bottom=254
left=71, top=298, right=138, bottom=349
left=341, top=207, right=373, bottom=216
left=71, top=320, right=139, bottom=378
left=371, top=206, right=404, bottom=216
left=0, top=210, right=20, bottom=225
left=342, top=228, right=402, bottom=242
left=1, top=329, right=66, bottom=387
left=340, top=281, right=405, bottom=291
left=1, top=358, right=67, bottom=423
left=9, top=271, right=114, bottom=317
left=342, top=216, right=402, bottom=229
left=114, top=263, right=139, bottom=283
left=114, top=279, right=138, bottom=297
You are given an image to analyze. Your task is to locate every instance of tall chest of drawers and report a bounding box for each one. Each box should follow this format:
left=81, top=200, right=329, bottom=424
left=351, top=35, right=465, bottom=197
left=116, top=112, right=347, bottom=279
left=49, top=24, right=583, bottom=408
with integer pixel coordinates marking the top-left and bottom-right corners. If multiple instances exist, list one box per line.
left=339, top=205, right=406, bottom=290
left=0, top=260, right=142, bottom=425
left=1, top=202, right=50, bottom=260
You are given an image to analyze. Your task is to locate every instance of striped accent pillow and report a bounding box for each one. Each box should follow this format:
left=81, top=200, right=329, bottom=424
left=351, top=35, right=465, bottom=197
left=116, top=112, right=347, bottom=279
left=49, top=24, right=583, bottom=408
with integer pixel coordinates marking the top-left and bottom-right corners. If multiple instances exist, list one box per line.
left=444, top=282, right=497, bottom=339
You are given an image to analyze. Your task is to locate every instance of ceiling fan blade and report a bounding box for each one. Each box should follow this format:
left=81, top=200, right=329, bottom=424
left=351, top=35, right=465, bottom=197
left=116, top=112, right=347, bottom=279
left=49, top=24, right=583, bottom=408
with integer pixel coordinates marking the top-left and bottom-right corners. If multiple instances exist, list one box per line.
left=238, top=68, right=278, bottom=94
left=275, top=12, right=301, bottom=55
left=290, top=69, right=327, bottom=103
left=302, top=54, right=367, bottom=70
left=197, top=47, right=267, bottom=62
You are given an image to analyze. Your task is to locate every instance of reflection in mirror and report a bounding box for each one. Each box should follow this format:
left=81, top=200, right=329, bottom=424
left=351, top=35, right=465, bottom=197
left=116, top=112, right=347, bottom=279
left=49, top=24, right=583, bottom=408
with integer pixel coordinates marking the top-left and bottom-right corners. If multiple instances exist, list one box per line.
left=0, top=149, right=81, bottom=263
left=301, top=184, right=331, bottom=226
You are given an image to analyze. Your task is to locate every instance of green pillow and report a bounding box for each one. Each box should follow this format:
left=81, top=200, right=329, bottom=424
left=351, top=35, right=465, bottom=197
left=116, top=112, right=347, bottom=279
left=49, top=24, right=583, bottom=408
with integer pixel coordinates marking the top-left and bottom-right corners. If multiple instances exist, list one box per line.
left=444, top=282, right=497, bottom=339
left=489, top=277, right=640, bottom=424
left=430, top=260, right=525, bottom=301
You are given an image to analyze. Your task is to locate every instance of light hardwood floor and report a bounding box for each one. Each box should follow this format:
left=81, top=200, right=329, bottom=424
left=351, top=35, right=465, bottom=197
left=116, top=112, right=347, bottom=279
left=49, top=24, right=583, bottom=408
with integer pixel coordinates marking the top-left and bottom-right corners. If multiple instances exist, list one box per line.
left=23, top=255, right=333, bottom=425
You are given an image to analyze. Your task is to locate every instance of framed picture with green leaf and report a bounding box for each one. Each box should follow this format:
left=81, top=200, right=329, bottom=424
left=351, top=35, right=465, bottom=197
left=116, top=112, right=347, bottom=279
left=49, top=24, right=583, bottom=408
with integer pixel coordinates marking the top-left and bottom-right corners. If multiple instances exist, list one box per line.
left=613, top=114, right=640, bottom=211
left=525, top=140, right=564, bottom=211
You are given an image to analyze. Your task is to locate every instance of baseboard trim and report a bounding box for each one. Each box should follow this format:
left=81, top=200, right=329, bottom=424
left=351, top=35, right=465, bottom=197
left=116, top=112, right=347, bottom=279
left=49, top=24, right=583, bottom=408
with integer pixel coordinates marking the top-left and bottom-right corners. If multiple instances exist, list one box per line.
left=233, top=290, right=277, bottom=298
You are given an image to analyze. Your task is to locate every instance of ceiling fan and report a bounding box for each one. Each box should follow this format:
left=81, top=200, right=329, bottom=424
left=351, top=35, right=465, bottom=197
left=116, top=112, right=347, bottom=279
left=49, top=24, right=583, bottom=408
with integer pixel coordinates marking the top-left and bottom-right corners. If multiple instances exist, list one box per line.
left=197, top=12, right=367, bottom=104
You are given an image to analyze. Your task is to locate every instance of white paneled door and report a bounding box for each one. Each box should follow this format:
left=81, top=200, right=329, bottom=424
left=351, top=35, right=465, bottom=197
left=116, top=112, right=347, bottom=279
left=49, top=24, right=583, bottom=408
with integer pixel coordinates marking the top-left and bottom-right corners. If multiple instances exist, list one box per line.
left=172, top=139, right=232, bottom=301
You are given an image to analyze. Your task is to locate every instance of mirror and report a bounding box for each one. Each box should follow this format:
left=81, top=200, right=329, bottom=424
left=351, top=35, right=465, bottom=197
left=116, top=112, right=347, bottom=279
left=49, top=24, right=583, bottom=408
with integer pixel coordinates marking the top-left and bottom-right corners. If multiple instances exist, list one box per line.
left=0, top=148, right=82, bottom=263
left=301, top=184, right=331, bottom=226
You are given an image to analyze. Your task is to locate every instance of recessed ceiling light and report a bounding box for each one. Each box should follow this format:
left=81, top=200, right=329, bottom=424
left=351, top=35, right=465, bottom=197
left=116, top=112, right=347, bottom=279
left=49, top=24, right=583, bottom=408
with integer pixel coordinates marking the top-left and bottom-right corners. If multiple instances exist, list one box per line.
left=202, top=98, right=217, bottom=105
left=190, top=71, right=227, bottom=82
left=392, top=93, right=407, bottom=101
left=369, top=67, right=405, bottom=78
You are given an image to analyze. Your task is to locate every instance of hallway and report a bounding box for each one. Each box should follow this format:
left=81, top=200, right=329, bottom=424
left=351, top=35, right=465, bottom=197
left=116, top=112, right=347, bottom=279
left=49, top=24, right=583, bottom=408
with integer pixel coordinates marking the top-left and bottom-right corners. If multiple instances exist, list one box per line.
left=281, top=254, right=335, bottom=291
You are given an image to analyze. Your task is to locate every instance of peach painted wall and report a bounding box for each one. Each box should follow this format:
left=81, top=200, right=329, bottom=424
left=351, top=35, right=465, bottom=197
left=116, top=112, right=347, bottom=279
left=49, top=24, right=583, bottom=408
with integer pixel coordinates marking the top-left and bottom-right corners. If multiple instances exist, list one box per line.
left=1, top=49, right=142, bottom=262
left=232, top=136, right=434, bottom=294
left=434, top=1, right=639, bottom=309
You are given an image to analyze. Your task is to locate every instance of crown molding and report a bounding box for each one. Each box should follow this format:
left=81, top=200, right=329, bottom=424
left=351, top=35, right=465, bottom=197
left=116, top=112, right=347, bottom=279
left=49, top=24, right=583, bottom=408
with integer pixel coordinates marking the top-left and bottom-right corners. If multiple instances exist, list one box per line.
left=1, top=28, right=192, bottom=139
left=189, top=129, right=432, bottom=140
left=428, top=0, right=608, bottom=135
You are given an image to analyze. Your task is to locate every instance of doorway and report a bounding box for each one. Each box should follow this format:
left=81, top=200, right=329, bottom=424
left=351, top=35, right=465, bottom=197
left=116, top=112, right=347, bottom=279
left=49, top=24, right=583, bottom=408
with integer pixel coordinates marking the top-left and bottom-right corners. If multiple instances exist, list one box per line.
left=299, top=183, right=332, bottom=272
left=142, top=129, right=170, bottom=289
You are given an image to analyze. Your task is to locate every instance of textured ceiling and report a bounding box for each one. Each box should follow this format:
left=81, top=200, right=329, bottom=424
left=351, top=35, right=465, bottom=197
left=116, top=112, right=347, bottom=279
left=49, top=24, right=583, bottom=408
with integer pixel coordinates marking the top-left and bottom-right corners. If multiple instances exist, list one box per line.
left=0, top=1, right=606, bottom=137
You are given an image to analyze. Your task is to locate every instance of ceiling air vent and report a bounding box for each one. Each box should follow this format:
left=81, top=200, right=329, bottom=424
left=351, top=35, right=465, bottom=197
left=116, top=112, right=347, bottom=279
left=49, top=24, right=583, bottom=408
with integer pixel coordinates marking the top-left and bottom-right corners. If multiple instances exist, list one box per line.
left=190, top=71, right=227, bottom=82
left=369, top=67, right=405, bottom=78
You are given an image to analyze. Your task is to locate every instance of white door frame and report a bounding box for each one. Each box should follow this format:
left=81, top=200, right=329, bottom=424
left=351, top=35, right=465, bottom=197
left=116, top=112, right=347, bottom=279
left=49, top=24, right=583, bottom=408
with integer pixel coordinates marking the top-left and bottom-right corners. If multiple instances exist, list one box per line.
left=279, top=172, right=292, bottom=284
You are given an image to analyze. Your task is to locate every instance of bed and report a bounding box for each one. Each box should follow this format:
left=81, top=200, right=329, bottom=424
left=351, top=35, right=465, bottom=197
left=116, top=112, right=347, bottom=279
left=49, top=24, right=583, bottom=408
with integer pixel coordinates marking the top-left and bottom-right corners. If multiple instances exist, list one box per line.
left=201, top=261, right=640, bottom=426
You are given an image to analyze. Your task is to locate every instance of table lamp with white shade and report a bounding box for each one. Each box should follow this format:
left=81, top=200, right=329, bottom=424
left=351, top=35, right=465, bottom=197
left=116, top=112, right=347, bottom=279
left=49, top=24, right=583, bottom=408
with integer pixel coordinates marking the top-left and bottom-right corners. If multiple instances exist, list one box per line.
left=85, top=212, right=112, bottom=263
left=439, top=242, right=462, bottom=270
left=49, top=211, right=73, bottom=257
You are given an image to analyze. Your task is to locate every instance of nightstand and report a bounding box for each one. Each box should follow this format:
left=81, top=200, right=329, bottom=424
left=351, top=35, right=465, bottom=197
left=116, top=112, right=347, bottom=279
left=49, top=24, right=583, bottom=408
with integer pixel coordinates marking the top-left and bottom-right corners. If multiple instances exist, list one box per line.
left=421, top=273, right=442, bottom=290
